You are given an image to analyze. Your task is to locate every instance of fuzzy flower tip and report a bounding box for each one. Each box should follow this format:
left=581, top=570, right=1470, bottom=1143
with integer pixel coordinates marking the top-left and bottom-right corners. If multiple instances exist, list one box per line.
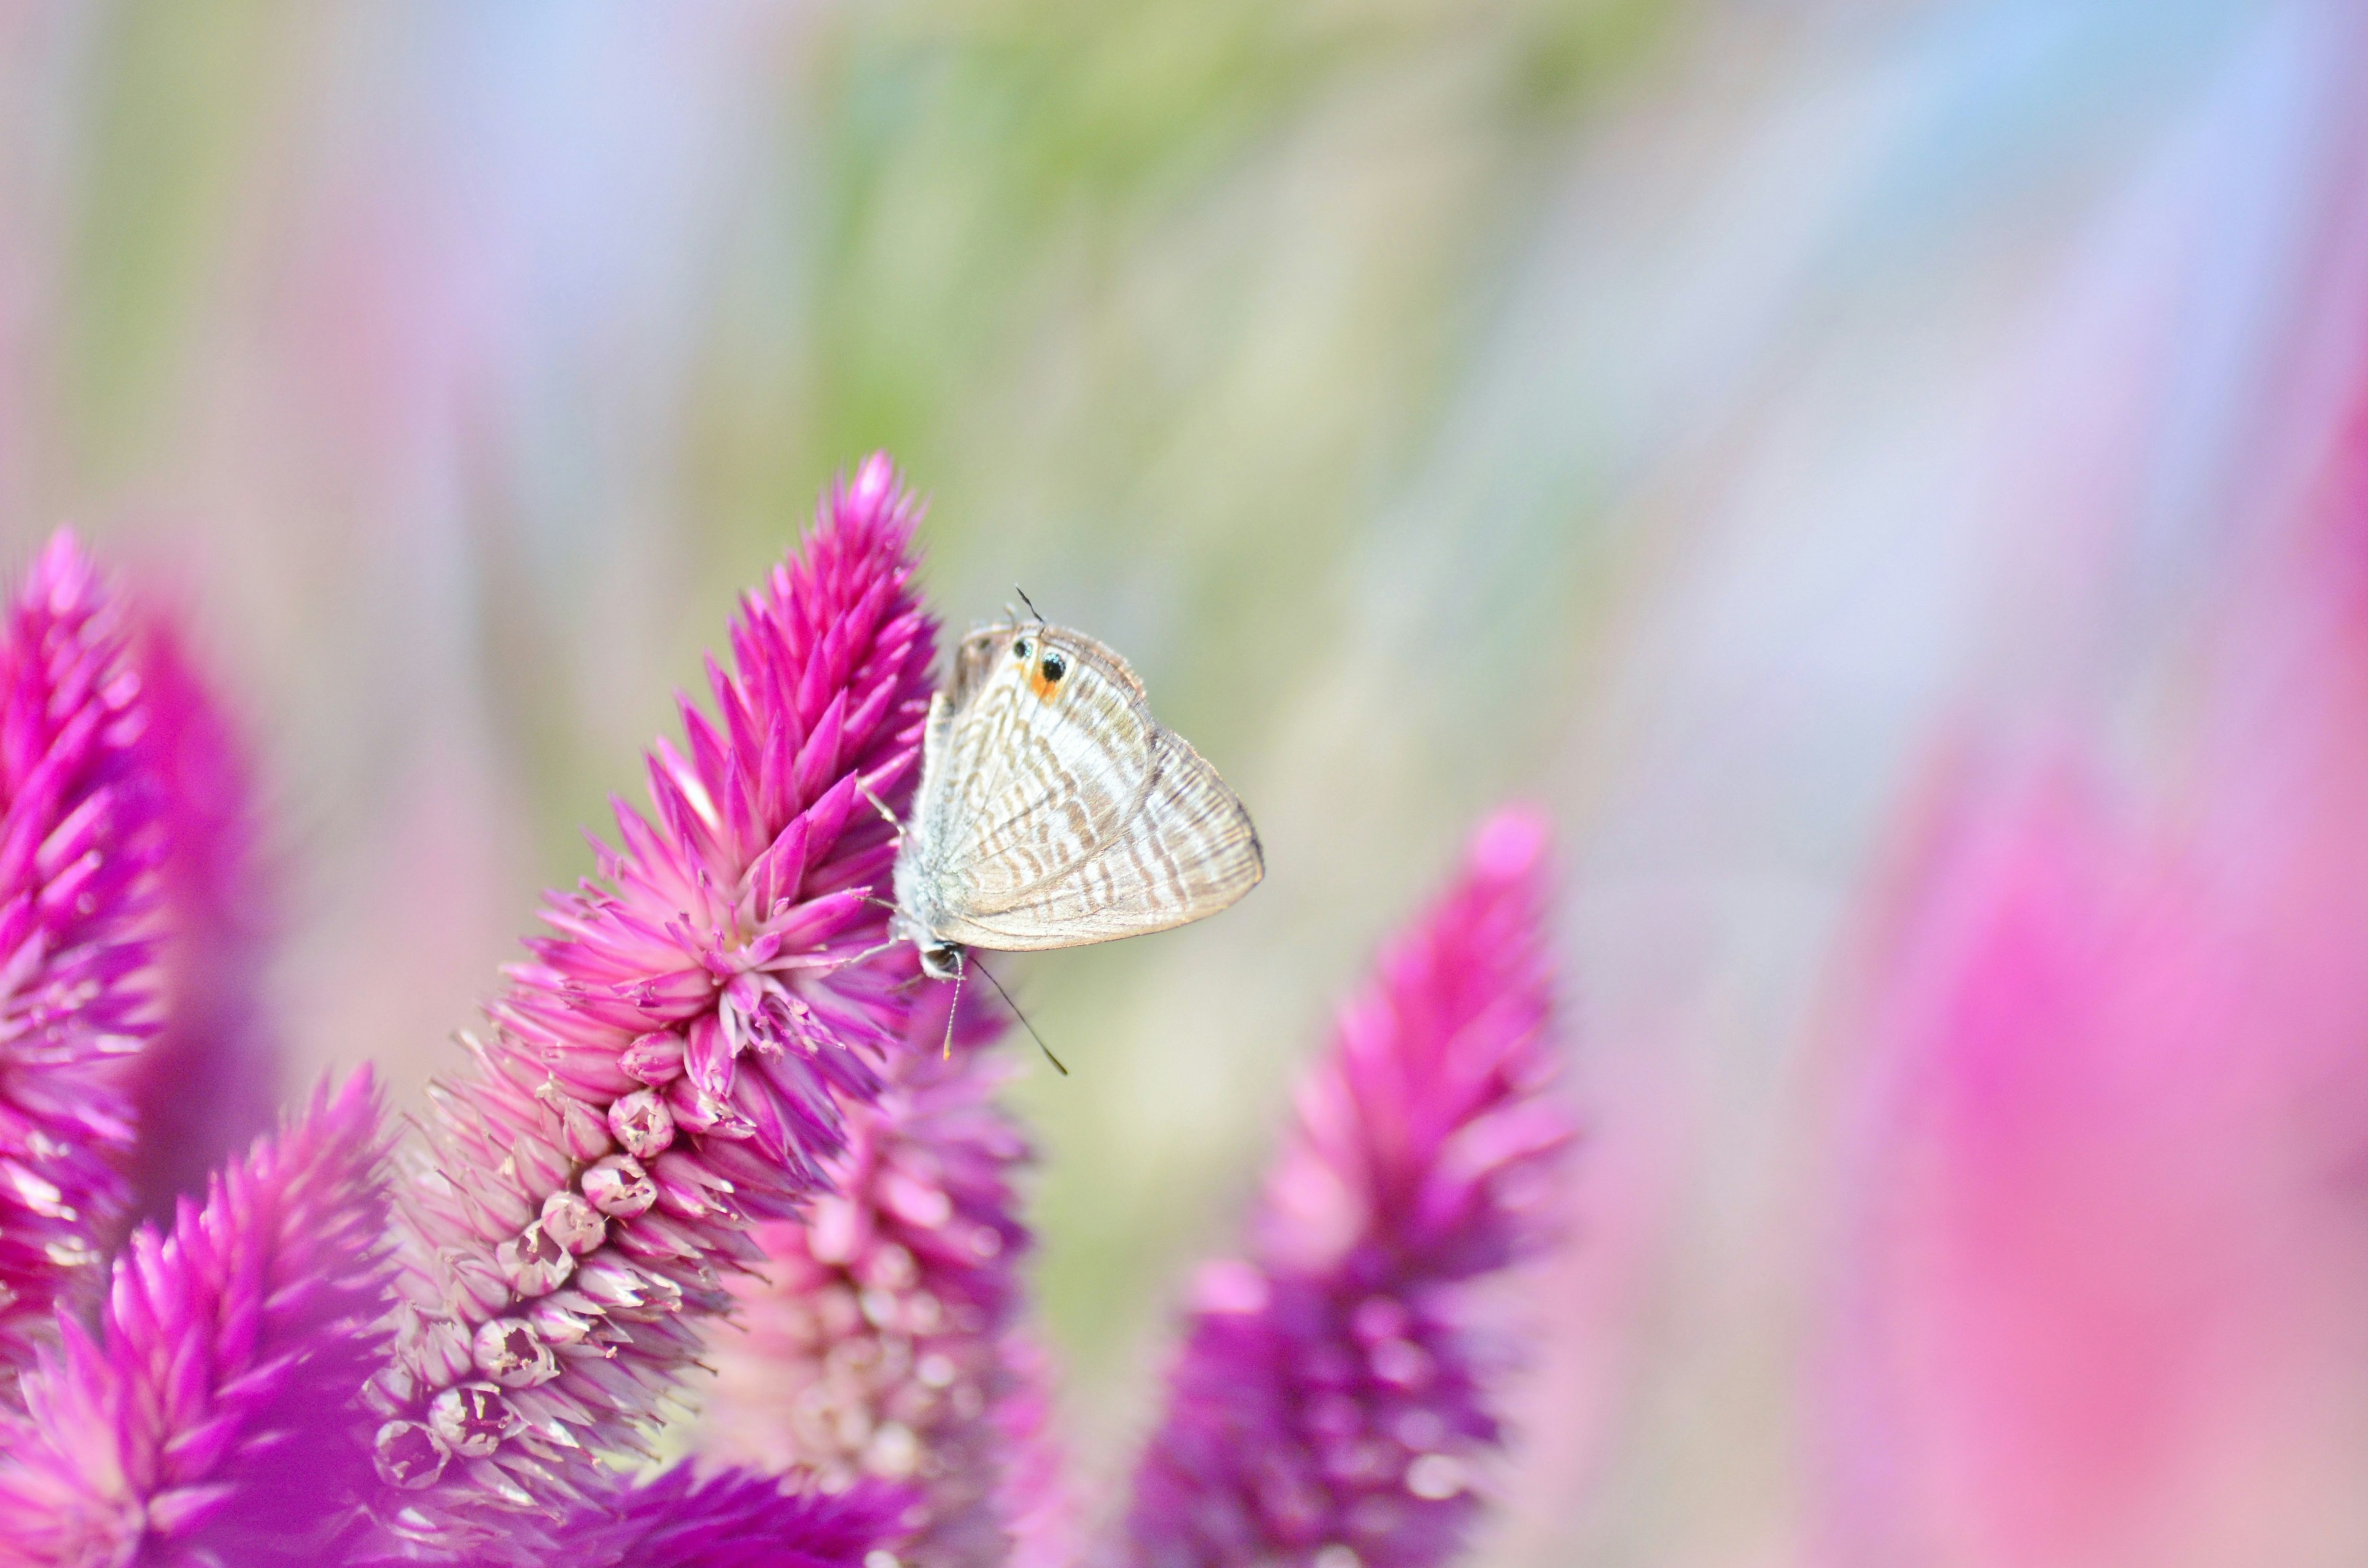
left=1125, top=807, right=1576, bottom=1568
left=368, top=456, right=939, bottom=1541
left=0, top=532, right=163, bottom=1377
left=0, top=1070, right=393, bottom=1568
left=993, top=1331, right=1083, bottom=1568
left=354, top=1466, right=908, bottom=1568
left=123, top=612, right=281, bottom=1229
left=699, top=987, right=1040, bottom=1565
left=559, top=1465, right=908, bottom=1568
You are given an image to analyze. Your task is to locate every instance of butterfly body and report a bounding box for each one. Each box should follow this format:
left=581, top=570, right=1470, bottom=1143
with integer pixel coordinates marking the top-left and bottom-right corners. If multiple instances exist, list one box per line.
left=890, top=620, right=1263, bottom=979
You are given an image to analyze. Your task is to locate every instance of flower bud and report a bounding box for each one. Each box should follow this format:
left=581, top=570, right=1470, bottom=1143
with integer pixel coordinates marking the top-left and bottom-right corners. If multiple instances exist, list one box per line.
left=582, top=1154, right=657, bottom=1218
left=373, top=1419, right=451, bottom=1489
left=496, top=1220, right=577, bottom=1297
left=620, top=1030, right=687, bottom=1085
left=428, top=1382, right=523, bottom=1459
left=609, top=1090, right=676, bottom=1159
left=540, top=1189, right=607, bottom=1255
left=472, top=1316, right=561, bottom=1389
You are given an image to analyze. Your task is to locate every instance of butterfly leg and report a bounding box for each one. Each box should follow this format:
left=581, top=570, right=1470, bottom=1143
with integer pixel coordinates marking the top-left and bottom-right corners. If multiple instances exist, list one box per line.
left=826, top=933, right=904, bottom=972
left=857, top=780, right=904, bottom=845
left=941, top=948, right=964, bottom=1059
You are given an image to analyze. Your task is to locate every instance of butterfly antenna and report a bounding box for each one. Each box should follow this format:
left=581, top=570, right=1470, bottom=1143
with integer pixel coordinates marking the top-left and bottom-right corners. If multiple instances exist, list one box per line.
left=1014, top=585, right=1046, bottom=627
left=969, top=956, right=1068, bottom=1076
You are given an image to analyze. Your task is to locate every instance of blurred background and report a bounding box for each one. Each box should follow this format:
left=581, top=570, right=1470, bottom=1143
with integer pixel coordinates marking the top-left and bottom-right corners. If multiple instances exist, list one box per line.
left=7, top=1, right=2368, bottom=1563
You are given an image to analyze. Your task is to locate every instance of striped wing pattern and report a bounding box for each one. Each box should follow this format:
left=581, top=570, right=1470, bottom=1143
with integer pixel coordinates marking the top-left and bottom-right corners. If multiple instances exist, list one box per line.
left=901, top=622, right=1262, bottom=951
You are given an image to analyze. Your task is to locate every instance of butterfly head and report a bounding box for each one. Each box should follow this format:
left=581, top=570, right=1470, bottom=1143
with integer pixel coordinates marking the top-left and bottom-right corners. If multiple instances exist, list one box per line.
left=883, top=889, right=966, bottom=982
left=1009, top=630, right=1072, bottom=701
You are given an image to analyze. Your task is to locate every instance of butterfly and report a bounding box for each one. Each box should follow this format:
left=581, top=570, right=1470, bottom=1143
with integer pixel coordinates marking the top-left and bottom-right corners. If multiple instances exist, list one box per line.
left=886, top=614, right=1264, bottom=995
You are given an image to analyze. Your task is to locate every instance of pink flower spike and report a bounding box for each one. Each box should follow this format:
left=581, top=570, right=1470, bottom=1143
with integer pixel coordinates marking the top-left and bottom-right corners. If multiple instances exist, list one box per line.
left=1817, top=739, right=2368, bottom=1567
left=122, top=609, right=281, bottom=1229
left=369, top=457, right=939, bottom=1545
left=996, top=1331, right=1084, bottom=1568
left=0, top=1070, right=392, bottom=1568
left=564, top=1466, right=908, bottom=1568
left=699, top=982, right=1047, bottom=1564
left=0, top=532, right=164, bottom=1380
left=361, top=1466, right=910, bottom=1568
left=1124, top=807, right=1577, bottom=1568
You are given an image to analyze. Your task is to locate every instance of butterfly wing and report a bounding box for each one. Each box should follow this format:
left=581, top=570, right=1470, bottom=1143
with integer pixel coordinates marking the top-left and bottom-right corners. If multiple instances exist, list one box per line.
left=919, top=624, right=1159, bottom=901
left=956, top=723, right=1264, bottom=946
left=913, top=623, right=1262, bottom=951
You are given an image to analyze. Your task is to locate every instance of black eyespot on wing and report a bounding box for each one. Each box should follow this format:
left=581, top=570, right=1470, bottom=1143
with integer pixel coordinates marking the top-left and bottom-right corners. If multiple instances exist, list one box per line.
left=1013, top=639, right=1032, bottom=661
left=1041, top=651, right=1067, bottom=683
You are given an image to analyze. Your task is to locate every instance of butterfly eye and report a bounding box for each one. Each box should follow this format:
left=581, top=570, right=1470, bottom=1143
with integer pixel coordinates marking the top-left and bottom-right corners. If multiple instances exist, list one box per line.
left=1040, top=651, right=1067, bottom=684
left=1013, top=639, right=1032, bottom=661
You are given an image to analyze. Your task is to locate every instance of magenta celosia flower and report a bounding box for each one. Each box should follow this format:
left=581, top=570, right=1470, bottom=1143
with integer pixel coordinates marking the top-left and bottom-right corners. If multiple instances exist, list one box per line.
left=370, top=1466, right=908, bottom=1568
left=122, top=612, right=281, bottom=1229
left=0, top=1071, right=391, bottom=1568
left=699, top=987, right=1043, bottom=1564
left=564, top=1466, right=908, bottom=1568
left=364, top=456, right=938, bottom=1545
left=0, top=533, right=163, bottom=1379
left=1820, top=749, right=2368, bottom=1566
left=994, top=1331, right=1082, bottom=1568
left=1124, top=807, right=1575, bottom=1568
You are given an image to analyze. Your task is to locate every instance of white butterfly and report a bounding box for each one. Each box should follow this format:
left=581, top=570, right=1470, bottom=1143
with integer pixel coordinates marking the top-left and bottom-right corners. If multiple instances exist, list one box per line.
left=887, top=615, right=1264, bottom=988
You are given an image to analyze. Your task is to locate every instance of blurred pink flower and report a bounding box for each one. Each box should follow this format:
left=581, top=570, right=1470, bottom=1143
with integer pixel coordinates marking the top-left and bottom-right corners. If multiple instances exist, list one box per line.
left=121, top=611, right=281, bottom=1229
left=0, top=533, right=162, bottom=1379
left=366, top=1466, right=908, bottom=1568
left=0, top=1072, right=391, bottom=1568
left=698, top=988, right=1048, bottom=1565
left=1124, top=807, right=1576, bottom=1568
left=1822, top=741, right=2368, bottom=1565
left=364, top=457, right=939, bottom=1544
left=995, top=1331, right=1083, bottom=1568
left=553, top=1466, right=907, bottom=1568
